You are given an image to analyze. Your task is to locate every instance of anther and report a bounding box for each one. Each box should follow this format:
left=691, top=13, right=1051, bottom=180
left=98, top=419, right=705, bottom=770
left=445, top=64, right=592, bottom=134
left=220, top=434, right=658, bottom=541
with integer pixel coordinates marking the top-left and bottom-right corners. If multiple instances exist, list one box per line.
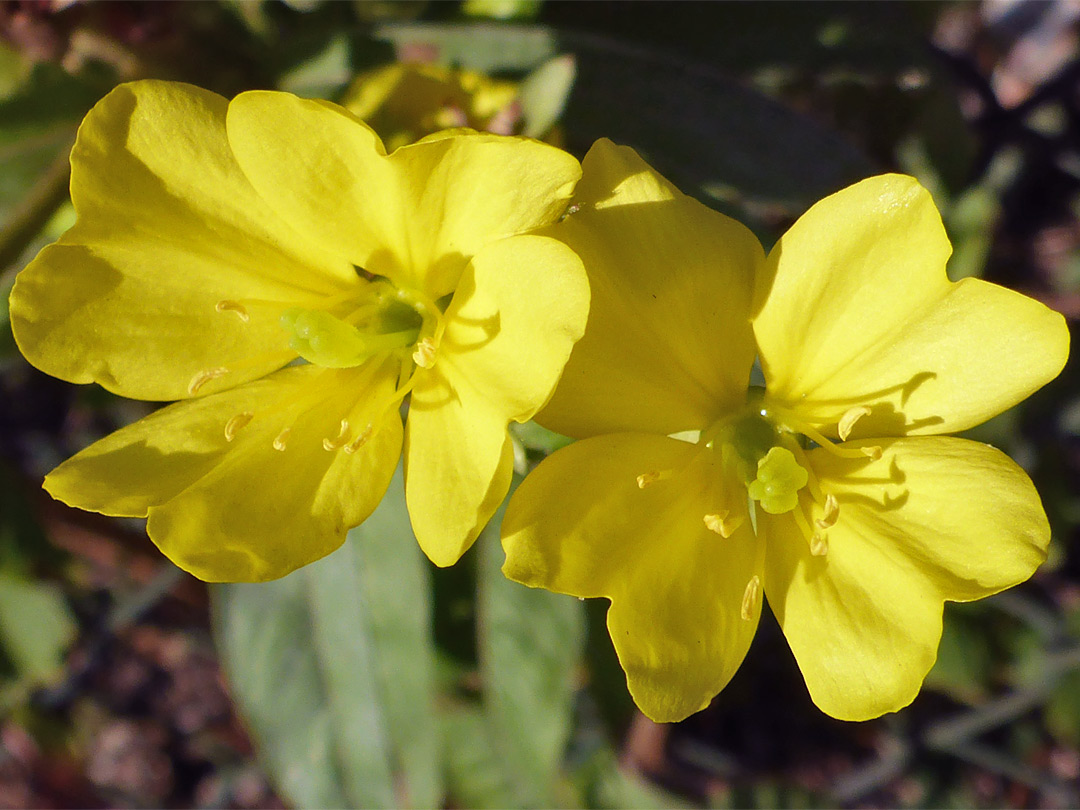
left=224, top=411, right=254, bottom=442
left=636, top=469, right=673, bottom=489
left=740, top=575, right=761, bottom=621
left=704, top=512, right=743, bottom=538
left=861, top=446, right=883, bottom=460
left=272, top=427, right=291, bottom=452
left=343, top=424, right=373, bottom=454
left=215, top=300, right=250, bottom=323
left=838, top=406, right=872, bottom=441
left=322, top=419, right=352, bottom=451
left=810, top=533, right=829, bottom=557
left=412, top=337, right=438, bottom=369
left=187, top=367, right=229, bottom=395
left=814, top=494, right=839, bottom=530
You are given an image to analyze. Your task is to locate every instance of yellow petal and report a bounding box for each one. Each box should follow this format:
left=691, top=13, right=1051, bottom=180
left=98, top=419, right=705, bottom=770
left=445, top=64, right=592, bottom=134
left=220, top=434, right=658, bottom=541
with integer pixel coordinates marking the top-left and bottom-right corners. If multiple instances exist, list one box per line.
left=764, top=436, right=1050, bottom=721
left=441, top=234, right=588, bottom=422
left=536, top=139, right=763, bottom=439
left=754, top=174, right=1069, bottom=437
left=9, top=80, right=357, bottom=401
left=403, top=367, right=514, bottom=568
left=46, top=362, right=404, bottom=582
left=227, top=91, right=580, bottom=299
left=503, top=434, right=762, bottom=723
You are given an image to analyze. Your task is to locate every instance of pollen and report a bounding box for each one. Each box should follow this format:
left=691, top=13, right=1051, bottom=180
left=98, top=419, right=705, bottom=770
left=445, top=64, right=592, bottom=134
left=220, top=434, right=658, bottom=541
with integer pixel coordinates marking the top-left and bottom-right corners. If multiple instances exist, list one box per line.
left=224, top=411, right=254, bottom=442
left=215, top=300, right=250, bottom=323
left=636, top=469, right=673, bottom=489
left=343, top=423, right=374, bottom=454
left=412, top=337, right=438, bottom=369
left=740, top=575, right=761, bottom=621
left=814, top=493, right=839, bottom=530
left=322, top=419, right=352, bottom=451
left=272, top=427, right=291, bottom=452
left=187, top=367, right=229, bottom=395
left=703, top=511, right=742, bottom=538
left=837, top=406, right=872, bottom=441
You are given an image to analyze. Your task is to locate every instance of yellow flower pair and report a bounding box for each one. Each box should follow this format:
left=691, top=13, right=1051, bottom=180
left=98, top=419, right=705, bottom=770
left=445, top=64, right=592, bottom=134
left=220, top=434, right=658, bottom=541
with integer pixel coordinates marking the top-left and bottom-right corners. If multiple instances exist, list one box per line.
left=11, top=80, right=1069, bottom=723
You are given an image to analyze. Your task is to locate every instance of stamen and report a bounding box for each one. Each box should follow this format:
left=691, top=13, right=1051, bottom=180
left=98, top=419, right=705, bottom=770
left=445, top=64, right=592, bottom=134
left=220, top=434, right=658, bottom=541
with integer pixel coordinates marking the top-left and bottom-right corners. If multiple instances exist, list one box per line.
left=322, top=419, right=352, bottom=451
left=272, top=427, right=291, bottom=452
left=412, top=337, right=438, bottom=369
left=771, top=407, right=882, bottom=461
left=343, top=424, right=374, bottom=454
left=703, top=511, right=743, bottom=538
left=814, top=494, right=839, bottom=530
left=224, top=411, right=254, bottom=442
left=636, top=469, right=673, bottom=489
left=838, top=406, right=872, bottom=440
left=740, top=575, right=761, bottom=621
left=187, top=367, right=229, bottom=395
left=810, top=533, right=829, bottom=557
left=215, top=300, right=250, bottom=323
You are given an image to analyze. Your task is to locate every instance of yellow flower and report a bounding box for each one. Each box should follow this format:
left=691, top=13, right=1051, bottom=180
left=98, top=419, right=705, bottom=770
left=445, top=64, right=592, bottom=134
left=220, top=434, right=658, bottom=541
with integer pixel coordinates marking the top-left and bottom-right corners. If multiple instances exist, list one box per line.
left=501, top=140, right=1070, bottom=723
left=342, top=62, right=520, bottom=151
left=9, top=80, right=589, bottom=582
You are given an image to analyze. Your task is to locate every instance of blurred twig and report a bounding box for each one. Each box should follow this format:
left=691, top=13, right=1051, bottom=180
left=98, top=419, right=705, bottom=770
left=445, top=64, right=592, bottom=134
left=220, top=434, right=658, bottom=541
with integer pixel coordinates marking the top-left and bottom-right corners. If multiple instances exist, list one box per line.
left=924, top=644, right=1080, bottom=804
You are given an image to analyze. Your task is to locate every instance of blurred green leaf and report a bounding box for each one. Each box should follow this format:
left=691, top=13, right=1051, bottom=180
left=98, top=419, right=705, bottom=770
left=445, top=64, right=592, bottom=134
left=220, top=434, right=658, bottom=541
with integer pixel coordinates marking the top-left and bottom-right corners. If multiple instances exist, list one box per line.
left=519, top=54, right=576, bottom=138
left=278, top=34, right=353, bottom=99
left=442, top=706, right=518, bottom=809
left=925, top=605, right=992, bottom=704
left=462, top=0, right=545, bottom=21
left=1044, top=668, right=1080, bottom=746
left=350, top=466, right=442, bottom=809
left=574, top=744, right=688, bottom=809
left=374, top=22, right=557, bottom=73
left=213, top=466, right=439, bottom=809
left=0, top=572, right=75, bottom=683
left=1, top=266, right=15, bottom=357
left=555, top=30, right=875, bottom=214
left=477, top=475, right=585, bottom=806
left=0, top=41, right=29, bottom=101
left=0, top=62, right=104, bottom=269
left=510, top=419, right=572, bottom=455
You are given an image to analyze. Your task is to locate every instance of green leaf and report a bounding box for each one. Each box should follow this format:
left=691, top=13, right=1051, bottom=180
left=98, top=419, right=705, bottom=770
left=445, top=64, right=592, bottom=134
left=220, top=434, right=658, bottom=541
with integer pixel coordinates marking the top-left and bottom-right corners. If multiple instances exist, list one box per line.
left=476, top=475, right=585, bottom=807
left=1, top=266, right=15, bottom=357
left=555, top=30, right=876, bottom=213
left=1045, top=668, right=1080, bottom=746
left=462, top=0, right=545, bottom=21
left=278, top=34, right=353, bottom=99
left=441, top=706, right=518, bottom=809
left=510, top=420, right=572, bottom=455
left=518, top=54, right=576, bottom=138
left=373, top=22, right=558, bottom=73
left=0, top=572, right=76, bottom=683
left=925, top=605, right=992, bottom=704
left=213, top=466, right=440, bottom=809
left=574, top=744, right=691, bottom=810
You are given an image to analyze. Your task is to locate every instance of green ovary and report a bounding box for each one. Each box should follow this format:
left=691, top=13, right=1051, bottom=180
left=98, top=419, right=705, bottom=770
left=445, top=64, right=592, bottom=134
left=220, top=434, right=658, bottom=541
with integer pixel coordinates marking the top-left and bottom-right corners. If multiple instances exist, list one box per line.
left=721, top=392, right=810, bottom=516
left=280, top=307, right=420, bottom=369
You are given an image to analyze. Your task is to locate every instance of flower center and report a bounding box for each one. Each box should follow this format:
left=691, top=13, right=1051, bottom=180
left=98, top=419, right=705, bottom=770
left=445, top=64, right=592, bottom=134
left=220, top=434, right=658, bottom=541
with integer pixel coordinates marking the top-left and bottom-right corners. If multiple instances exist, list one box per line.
left=689, top=386, right=882, bottom=564
left=193, top=276, right=449, bottom=456
left=278, top=280, right=436, bottom=372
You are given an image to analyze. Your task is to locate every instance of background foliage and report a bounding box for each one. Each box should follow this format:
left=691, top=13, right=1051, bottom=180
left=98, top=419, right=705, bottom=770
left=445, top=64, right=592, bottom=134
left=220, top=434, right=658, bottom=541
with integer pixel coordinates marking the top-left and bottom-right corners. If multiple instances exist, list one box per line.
left=1, top=1, right=1078, bottom=807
